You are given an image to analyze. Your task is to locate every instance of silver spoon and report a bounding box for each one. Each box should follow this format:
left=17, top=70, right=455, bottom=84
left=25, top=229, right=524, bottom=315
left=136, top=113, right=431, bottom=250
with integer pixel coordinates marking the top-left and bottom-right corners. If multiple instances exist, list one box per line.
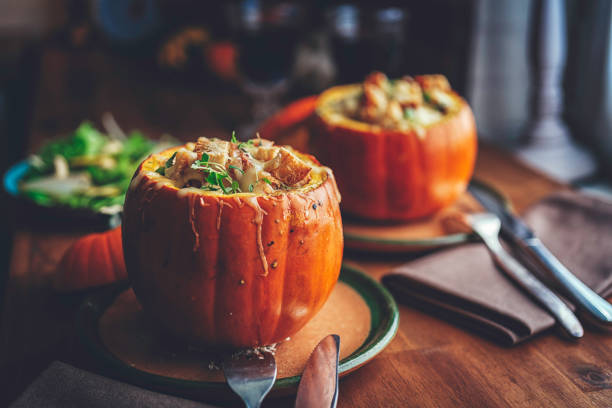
left=223, top=351, right=277, bottom=408
left=464, top=213, right=584, bottom=339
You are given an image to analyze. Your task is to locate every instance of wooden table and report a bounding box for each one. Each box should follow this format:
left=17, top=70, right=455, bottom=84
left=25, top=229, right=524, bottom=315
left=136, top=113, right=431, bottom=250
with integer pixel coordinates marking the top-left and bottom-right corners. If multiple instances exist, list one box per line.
left=1, top=48, right=611, bottom=407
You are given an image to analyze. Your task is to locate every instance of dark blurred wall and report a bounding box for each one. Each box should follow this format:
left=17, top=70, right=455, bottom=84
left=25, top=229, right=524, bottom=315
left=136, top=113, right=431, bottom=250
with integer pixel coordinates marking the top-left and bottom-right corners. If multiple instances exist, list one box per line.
left=401, top=0, right=475, bottom=95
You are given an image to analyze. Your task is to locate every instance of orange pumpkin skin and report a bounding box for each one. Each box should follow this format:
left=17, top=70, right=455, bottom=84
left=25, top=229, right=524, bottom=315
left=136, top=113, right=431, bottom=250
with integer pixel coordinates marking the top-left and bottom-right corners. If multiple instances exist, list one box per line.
left=313, top=84, right=477, bottom=221
left=122, top=147, right=343, bottom=348
left=257, top=95, right=318, bottom=140
left=54, top=226, right=127, bottom=292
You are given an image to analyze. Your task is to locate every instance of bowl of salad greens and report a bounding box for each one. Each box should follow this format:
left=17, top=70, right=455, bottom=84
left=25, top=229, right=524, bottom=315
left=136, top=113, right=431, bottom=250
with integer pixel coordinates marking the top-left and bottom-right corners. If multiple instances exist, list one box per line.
left=4, top=120, right=175, bottom=222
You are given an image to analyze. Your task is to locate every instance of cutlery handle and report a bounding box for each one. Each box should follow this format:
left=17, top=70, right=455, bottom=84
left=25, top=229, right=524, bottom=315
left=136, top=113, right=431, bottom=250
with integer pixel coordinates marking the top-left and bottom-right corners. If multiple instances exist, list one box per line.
left=523, top=238, right=612, bottom=326
left=482, top=236, right=584, bottom=339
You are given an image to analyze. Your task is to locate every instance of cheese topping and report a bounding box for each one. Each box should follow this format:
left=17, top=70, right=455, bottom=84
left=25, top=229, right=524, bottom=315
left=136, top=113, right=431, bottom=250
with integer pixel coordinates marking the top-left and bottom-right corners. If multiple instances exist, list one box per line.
left=150, top=137, right=320, bottom=195
left=331, top=71, right=461, bottom=130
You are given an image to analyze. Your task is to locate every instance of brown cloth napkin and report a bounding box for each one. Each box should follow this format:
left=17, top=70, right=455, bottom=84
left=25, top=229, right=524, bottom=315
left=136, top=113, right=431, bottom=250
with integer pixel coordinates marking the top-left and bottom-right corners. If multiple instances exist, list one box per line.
left=382, top=191, right=612, bottom=346
left=10, top=361, right=218, bottom=408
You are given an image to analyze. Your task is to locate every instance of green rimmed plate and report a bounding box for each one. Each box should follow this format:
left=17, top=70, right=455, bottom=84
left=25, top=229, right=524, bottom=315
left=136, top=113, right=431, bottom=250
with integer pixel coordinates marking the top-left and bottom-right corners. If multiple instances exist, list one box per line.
left=76, top=263, right=399, bottom=403
left=343, top=179, right=510, bottom=253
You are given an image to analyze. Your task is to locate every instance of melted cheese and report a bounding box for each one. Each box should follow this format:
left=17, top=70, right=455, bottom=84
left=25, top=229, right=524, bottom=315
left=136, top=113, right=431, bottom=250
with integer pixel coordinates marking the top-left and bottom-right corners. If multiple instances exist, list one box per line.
left=145, top=137, right=323, bottom=196
left=321, top=73, right=461, bottom=131
left=413, top=106, right=443, bottom=126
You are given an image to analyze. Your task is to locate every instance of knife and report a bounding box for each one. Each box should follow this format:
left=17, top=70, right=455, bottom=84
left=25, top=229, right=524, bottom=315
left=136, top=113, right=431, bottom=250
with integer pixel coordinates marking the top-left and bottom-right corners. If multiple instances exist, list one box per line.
left=295, top=334, right=340, bottom=408
left=468, top=182, right=612, bottom=327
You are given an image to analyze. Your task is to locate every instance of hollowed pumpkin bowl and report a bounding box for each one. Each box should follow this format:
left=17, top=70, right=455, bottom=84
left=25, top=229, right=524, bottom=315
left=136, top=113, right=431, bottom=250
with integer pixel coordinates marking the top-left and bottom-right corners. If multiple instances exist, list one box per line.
left=122, top=144, right=343, bottom=348
left=313, top=81, right=477, bottom=221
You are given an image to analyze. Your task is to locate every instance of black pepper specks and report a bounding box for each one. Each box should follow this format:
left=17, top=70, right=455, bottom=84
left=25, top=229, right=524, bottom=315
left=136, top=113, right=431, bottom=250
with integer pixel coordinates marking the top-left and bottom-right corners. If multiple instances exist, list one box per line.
left=312, top=203, right=317, bottom=210
left=290, top=228, right=294, bottom=233
left=267, top=241, right=275, bottom=247
left=271, top=260, right=278, bottom=269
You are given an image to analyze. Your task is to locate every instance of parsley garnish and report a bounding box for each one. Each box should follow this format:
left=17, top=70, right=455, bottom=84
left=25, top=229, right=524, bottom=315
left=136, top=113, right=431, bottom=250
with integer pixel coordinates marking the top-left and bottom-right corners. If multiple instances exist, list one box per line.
left=229, top=164, right=244, bottom=174
left=238, top=139, right=254, bottom=152
left=231, top=131, right=238, bottom=144
left=165, top=152, right=177, bottom=168
left=157, top=151, right=178, bottom=175
left=191, top=152, right=241, bottom=194
left=262, top=177, right=272, bottom=185
left=249, top=184, right=254, bottom=192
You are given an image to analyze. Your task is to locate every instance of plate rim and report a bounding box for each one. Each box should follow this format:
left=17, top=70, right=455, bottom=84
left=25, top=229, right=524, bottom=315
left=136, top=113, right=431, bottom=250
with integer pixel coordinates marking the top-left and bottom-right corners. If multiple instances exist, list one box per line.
left=3, top=159, right=122, bottom=226
left=342, top=178, right=510, bottom=251
left=75, top=263, right=399, bottom=394
left=3, top=160, right=30, bottom=197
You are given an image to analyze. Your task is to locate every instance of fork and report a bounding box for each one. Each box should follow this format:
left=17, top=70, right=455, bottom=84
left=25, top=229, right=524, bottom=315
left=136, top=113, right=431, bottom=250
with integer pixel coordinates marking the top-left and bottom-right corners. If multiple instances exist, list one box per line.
left=223, top=351, right=277, bottom=408
left=465, top=213, right=584, bottom=339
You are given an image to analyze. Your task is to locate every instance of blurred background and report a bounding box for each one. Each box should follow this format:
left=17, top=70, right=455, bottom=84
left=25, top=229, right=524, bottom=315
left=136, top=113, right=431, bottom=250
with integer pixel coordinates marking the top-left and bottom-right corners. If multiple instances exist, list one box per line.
left=1, top=0, right=611, bottom=197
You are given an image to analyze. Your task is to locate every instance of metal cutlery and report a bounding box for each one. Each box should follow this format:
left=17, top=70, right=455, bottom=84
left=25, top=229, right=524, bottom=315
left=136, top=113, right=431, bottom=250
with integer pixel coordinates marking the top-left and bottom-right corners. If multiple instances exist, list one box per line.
left=465, top=213, right=584, bottom=339
left=469, top=183, right=612, bottom=327
left=295, top=334, right=340, bottom=408
left=223, top=351, right=277, bottom=408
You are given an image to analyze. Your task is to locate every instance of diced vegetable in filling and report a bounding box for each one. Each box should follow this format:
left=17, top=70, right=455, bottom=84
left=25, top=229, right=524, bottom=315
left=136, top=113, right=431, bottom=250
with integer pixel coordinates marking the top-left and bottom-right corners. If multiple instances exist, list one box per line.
left=157, top=134, right=314, bottom=194
left=337, top=71, right=461, bottom=129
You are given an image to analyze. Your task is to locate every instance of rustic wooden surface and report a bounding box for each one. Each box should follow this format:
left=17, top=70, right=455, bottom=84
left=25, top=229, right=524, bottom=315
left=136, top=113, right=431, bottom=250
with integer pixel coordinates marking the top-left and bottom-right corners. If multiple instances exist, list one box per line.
left=1, top=48, right=611, bottom=407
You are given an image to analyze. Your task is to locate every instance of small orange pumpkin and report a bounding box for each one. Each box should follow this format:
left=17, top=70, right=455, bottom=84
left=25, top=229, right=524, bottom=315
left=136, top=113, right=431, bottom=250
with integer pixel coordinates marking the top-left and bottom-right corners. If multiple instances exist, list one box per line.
left=258, top=95, right=318, bottom=140
left=122, top=143, right=343, bottom=348
left=54, top=226, right=127, bottom=292
left=312, top=75, right=477, bottom=221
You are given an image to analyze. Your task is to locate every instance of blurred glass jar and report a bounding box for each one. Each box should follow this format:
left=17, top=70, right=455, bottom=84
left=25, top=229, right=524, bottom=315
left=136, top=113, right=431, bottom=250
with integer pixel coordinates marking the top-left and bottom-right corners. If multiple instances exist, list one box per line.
left=325, top=4, right=409, bottom=84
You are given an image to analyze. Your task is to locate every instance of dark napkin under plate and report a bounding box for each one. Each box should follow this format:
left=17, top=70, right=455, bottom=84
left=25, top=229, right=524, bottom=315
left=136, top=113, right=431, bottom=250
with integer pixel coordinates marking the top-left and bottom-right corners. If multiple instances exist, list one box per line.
left=382, top=191, right=612, bottom=345
left=10, top=361, right=218, bottom=408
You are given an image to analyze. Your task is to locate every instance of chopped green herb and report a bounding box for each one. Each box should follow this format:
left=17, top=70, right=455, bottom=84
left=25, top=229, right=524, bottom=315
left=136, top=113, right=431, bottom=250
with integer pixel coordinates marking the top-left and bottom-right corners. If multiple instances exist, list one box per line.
left=229, top=165, right=244, bottom=174
left=206, top=172, right=219, bottom=186
left=404, top=108, right=415, bottom=120
left=165, top=152, right=177, bottom=168
left=231, top=131, right=238, bottom=144
left=423, top=92, right=431, bottom=104
left=262, top=177, right=272, bottom=185
left=238, top=139, right=254, bottom=152
left=249, top=184, right=254, bottom=192
left=190, top=152, right=246, bottom=195
left=155, top=166, right=165, bottom=175
left=191, top=153, right=209, bottom=168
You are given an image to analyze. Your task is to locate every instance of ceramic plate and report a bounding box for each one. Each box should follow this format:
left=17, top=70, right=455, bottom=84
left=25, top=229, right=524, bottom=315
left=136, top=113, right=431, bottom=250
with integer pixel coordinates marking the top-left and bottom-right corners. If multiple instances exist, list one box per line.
left=76, top=264, right=399, bottom=402
left=4, top=160, right=121, bottom=228
left=342, top=179, right=510, bottom=253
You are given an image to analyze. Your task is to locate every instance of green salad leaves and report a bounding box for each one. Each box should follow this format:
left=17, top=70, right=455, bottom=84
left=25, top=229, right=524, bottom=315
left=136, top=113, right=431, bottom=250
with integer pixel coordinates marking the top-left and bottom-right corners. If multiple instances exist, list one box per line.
left=20, top=121, right=172, bottom=213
